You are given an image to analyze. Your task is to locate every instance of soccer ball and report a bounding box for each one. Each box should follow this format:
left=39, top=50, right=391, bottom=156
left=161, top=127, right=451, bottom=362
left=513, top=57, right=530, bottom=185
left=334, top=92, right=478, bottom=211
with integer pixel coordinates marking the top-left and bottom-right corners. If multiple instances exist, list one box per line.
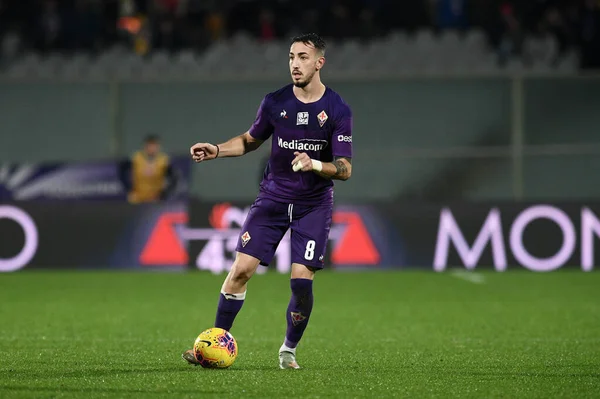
left=193, top=328, right=238, bottom=368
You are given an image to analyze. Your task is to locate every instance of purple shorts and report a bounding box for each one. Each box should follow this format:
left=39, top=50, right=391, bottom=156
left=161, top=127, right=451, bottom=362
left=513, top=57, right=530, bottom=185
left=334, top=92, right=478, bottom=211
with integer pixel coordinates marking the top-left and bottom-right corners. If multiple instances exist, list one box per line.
left=235, top=197, right=332, bottom=269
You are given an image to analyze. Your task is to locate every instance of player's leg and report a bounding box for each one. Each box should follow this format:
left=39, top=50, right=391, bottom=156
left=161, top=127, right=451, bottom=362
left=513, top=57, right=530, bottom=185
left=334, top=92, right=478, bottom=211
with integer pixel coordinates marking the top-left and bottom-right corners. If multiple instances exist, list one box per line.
left=215, top=198, right=289, bottom=331
left=279, top=203, right=332, bottom=369
left=183, top=252, right=261, bottom=365
left=184, top=198, right=289, bottom=365
left=214, top=252, right=261, bottom=331
left=285, top=263, right=315, bottom=348
left=279, top=263, right=316, bottom=369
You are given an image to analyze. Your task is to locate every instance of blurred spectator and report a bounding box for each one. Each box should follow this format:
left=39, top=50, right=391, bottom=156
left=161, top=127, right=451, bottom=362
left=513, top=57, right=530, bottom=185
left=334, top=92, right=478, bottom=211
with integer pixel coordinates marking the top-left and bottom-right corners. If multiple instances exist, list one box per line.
left=119, top=135, right=178, bottom=204
left=205, top=9, right=226, bottom=42
left=0, top=0, right=22, bottom=62
left=258, top=8, right=276, bottom=42
left=151, top=13, right=183, bottom=51
left=63, top=0, right=103, bottom=51
left=357, top=8, right=382, bottom=40
left=328, top=3, right=355, bottom=40
left=434, top=0, right=469, bottom=30
left=1, top=29, right=21, bottom=62
left=495, top=1, right=524, bottom=65
left=35, top=0, right=64, bottom=52
left=538, top=6, right=572, bottom=56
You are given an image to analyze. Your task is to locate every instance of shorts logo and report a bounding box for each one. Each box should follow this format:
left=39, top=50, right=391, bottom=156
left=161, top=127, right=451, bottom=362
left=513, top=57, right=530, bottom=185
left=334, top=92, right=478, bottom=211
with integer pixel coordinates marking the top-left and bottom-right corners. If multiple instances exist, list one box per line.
left=290, top=312, right=307, bottom=326
left=319, top=254, right=324, bottom=262
left=241, top=231, right=251, bottom=247
left=297, top=112, right=309, bottom=125
left=337, top=135, right=352, bottom=143
left=317, top=110, right=328, bottom=127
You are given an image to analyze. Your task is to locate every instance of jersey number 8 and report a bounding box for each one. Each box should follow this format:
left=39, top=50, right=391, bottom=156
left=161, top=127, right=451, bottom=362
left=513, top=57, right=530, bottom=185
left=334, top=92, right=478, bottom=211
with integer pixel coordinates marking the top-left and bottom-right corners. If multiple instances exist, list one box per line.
left=304, top=240, right=316, bottom=261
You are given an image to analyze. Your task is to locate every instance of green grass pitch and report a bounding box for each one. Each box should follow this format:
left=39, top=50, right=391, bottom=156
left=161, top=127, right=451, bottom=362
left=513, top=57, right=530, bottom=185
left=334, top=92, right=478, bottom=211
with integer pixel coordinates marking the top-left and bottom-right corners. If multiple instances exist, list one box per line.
left=1, top=270, right=599, bottom=398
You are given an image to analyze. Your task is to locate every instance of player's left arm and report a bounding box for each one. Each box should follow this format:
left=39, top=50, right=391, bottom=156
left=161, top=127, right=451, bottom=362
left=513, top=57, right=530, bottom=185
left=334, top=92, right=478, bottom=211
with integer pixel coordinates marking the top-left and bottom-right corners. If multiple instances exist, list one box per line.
left=292, top=152, right=352, bottom=181
left=318, top=156, right=352, bottom=180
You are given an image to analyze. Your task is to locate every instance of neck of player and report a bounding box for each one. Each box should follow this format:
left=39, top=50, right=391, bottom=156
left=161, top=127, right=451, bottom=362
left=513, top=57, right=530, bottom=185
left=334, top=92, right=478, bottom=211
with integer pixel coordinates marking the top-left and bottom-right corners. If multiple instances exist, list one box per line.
left=293, top=78, right=326, bottom=104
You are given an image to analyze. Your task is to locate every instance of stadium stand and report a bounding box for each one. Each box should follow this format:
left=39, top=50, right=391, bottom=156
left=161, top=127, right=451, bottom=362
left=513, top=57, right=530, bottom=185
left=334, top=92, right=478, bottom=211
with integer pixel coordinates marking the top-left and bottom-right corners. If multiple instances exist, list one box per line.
left=0, top=0, right=598, bottom=78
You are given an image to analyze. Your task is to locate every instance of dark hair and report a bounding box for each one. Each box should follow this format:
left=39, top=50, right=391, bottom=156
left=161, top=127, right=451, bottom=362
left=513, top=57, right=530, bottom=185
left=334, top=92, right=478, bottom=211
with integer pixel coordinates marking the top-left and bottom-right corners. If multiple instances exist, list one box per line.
left=144, top=134, right=159, bottom=143
left=291, top=33, right=326, bottom=55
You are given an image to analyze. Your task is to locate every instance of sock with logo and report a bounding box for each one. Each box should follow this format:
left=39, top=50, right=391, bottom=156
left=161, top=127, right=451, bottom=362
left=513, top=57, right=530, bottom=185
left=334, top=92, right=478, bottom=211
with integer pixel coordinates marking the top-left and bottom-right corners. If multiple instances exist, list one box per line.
left=284, top=278, right=314, bottom=349
left=214, top=290, right=246, bottom=331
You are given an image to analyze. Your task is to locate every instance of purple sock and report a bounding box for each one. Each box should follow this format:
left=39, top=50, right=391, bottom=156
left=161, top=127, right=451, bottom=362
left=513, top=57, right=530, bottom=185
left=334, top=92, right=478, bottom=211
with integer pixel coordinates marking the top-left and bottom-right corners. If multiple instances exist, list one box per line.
left=214, top=291, right=245, bottom=331
left=285, top=279, right=314, bottom=348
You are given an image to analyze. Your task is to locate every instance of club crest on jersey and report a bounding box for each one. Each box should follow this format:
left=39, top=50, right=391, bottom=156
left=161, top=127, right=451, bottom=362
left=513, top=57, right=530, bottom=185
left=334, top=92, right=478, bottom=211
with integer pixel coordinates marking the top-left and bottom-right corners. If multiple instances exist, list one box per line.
left=317, top=110, right=328, bottom=127
left=296, top=112, right=309, bottom=125
left=241, top=231, right=251, bottom=247
left=290, top=312, right=307, bottom=326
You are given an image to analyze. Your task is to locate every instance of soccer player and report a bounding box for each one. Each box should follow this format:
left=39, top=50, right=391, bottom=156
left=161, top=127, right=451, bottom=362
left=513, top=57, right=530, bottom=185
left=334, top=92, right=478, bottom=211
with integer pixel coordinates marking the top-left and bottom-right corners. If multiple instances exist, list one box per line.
left=183, top=33, right=353, bottom=369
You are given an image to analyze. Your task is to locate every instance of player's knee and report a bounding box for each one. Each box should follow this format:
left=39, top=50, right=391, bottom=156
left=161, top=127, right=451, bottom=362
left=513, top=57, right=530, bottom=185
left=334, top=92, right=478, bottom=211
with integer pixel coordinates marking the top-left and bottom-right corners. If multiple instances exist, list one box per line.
left=229, top=264, right=254, bottom=284
left=291, top=263, right=316, bottom=280
left=227, top=252, right=260, bottom=285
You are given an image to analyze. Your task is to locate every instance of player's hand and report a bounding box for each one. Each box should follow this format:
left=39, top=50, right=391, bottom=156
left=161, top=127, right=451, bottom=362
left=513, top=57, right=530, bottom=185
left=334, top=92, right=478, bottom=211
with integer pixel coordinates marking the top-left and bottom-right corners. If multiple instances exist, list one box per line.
left=291, top=151, right=313, bottom=172
left=190, top=143, right=218, bottom=163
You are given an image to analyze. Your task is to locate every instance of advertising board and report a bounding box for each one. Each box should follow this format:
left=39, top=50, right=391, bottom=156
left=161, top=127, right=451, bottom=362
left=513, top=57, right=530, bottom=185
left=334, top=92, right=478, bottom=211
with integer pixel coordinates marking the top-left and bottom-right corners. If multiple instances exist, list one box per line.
left=187, top=201, right=600, bottom=273
left=0, top=202, right=187, bottom=271
left=2, top=201, right=597, bottom=272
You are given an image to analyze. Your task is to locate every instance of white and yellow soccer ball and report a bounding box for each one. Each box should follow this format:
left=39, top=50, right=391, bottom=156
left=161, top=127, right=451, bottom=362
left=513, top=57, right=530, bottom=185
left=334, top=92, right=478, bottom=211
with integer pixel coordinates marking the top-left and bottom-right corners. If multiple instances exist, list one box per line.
left=192, top=328, right=238, bottom=368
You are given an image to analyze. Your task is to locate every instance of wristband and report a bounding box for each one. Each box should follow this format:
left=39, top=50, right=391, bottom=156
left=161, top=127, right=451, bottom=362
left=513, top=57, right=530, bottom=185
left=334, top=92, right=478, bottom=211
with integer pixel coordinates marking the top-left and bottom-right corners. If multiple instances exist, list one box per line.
left=215, top=144, right=220, bottom=159
left=311, top=159, right=323, bottom=172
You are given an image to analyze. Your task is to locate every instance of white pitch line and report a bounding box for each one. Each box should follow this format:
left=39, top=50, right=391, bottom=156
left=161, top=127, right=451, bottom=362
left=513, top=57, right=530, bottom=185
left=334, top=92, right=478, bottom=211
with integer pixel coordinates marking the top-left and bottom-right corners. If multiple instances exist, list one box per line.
left=450, top=270, right=486, bottom=284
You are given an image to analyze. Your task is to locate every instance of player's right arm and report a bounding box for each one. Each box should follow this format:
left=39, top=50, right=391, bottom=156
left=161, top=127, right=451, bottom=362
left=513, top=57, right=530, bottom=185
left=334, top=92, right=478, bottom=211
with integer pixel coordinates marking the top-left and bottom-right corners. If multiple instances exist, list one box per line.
left=190, top=95, right=273, bottom=163
left=190, top=132, right=263, bottom=162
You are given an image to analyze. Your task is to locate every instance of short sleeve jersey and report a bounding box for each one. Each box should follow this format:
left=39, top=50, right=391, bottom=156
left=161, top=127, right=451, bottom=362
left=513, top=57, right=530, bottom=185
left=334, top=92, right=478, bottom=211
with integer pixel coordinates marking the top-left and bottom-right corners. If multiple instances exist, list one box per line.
left=249, top=84, right=353, bottom=205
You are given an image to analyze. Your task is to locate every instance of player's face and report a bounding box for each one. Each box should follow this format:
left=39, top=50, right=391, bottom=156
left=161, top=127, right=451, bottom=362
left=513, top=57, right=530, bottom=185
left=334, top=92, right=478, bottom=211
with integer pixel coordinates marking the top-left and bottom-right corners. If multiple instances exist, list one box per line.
left=289, top=41, right=324, bottom=88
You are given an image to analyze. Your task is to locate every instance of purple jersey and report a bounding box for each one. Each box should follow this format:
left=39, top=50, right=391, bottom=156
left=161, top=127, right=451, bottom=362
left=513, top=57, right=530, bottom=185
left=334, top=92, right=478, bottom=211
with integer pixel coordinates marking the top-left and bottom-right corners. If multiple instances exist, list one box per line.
left=249, top=84, right=353, bottom=205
